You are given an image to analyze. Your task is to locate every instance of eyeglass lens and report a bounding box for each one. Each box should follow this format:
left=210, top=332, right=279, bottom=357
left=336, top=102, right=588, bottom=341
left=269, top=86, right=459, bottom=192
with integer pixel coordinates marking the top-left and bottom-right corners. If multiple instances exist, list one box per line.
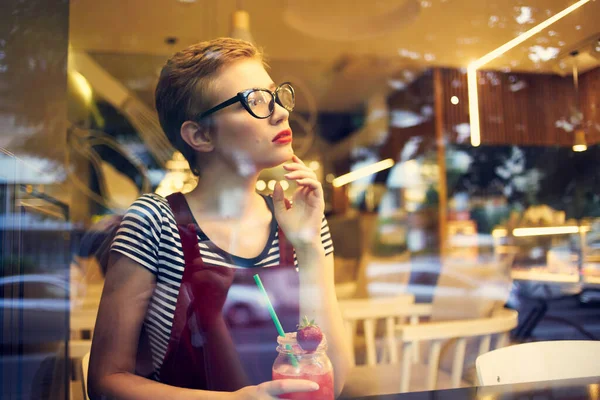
left=246, top=84, right=294, bottom=118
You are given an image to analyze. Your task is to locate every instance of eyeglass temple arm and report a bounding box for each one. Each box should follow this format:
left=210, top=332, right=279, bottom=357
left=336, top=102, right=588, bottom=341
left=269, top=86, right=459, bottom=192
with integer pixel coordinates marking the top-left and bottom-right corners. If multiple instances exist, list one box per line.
left=198, top=95, right=242, bottom=119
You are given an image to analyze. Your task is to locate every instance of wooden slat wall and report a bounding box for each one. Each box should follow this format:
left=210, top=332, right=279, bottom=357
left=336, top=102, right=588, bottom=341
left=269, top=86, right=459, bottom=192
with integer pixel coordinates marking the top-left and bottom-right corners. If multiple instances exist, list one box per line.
left=440, top=66, right=600, bottom=146
left=385, top=70, right=436, bottom=158
left=380, top=120, right=436, bottom=161
left=580, top=66, right=600, bottom=145
left=440, top=68, right=468, bottom=142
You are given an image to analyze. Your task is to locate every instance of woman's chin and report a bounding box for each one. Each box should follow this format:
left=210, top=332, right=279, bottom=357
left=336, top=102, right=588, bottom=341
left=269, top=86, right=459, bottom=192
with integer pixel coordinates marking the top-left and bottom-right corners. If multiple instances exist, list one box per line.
left=263, top=149, right=294, bottom=168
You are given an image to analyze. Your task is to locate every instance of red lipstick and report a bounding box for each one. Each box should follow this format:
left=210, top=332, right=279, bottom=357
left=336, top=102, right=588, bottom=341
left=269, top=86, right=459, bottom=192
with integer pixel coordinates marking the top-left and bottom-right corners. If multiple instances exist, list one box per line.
left=272, top=129, right=292, bottom=144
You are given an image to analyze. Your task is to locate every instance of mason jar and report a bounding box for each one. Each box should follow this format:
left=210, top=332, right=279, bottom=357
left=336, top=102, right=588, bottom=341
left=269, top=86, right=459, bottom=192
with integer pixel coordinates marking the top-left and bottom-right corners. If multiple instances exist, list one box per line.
left=272, top=332, right=334, bottom=399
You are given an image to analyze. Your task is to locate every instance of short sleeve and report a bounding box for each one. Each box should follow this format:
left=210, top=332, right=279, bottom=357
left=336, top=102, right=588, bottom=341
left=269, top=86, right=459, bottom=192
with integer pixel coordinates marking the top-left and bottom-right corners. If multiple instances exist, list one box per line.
left=110, top=194, right=165, bottom=275
left=320, top=215, right=334, bottom=256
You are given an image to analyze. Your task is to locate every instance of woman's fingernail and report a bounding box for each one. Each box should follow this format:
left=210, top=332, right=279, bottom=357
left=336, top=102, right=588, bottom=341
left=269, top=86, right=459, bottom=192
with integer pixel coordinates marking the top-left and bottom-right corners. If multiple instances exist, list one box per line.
left=310, top=383, right=320, bottom=390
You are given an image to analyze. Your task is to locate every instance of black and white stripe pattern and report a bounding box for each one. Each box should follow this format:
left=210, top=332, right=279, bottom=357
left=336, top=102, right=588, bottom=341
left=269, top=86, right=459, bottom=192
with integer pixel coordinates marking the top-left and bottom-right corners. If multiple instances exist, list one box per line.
left=110, top=193, right=334, bottom=378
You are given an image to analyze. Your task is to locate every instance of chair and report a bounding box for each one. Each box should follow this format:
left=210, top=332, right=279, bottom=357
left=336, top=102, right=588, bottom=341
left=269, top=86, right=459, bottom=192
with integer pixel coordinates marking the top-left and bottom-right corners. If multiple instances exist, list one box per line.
left=329, top=212, right=365, bottom=299
left=339, top=299, right=518, bottom=397
left=476, top=340, right=600, bottom=386
left=71, top=309, right=98, bottom=340
left=339, top=294, right=416, bottom=366
left=432, top=253, right=514, bottom=322
left=68, top=341, right=91, bottom=399
left=397, top=308, right=518, bottom=392
left=81, top=352, right=90, bottom=400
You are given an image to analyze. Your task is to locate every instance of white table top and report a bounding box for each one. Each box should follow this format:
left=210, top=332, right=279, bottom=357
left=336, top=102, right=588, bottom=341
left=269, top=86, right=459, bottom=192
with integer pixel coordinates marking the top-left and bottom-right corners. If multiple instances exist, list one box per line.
left=511, top=269, right=600, bottom=285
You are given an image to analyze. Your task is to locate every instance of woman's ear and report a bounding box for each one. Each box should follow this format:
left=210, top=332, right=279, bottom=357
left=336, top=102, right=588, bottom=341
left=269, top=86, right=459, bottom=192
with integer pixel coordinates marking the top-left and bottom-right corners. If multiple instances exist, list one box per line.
left=180, top=120, right=214, bottom=153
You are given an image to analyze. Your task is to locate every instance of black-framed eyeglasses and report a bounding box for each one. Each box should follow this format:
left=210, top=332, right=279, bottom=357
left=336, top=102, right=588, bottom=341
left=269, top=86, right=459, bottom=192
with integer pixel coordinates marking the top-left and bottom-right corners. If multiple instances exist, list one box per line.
left=197, top=82, right=295, bottom=120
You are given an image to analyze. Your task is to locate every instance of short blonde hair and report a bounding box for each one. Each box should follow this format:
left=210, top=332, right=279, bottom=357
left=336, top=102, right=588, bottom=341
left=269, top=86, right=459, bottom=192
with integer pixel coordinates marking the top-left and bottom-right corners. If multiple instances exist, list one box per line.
left=155, top=37, right=264, bottom=176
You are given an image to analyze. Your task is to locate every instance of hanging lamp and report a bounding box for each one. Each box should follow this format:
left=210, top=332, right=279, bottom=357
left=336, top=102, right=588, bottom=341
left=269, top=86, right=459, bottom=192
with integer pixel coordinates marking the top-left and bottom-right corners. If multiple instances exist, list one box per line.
left=230, top=0, right=254, bottom=43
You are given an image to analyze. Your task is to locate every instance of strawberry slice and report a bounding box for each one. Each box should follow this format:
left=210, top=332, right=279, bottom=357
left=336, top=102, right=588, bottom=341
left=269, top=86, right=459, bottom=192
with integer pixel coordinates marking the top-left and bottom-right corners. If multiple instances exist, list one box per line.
left=296, top=316, right=323, bottom=353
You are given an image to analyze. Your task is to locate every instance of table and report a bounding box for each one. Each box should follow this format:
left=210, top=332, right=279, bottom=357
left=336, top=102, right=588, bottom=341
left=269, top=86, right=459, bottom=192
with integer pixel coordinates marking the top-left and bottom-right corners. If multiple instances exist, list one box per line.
left=512, top=269, right=600, bottom=285
left=510, top=268, right=600, bottom=339
left=341, top=376, right=600, bottom=399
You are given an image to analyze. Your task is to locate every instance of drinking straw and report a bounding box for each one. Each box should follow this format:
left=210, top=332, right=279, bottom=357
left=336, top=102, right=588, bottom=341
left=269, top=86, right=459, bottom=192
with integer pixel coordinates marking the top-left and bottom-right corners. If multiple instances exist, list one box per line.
left=253, top=273, right=299, bottom=368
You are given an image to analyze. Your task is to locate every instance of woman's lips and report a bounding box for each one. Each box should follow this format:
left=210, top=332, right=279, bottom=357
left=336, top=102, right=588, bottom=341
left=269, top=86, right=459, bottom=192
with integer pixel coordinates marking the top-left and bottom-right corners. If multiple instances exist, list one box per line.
left=272, top=130, right=293, bottom=144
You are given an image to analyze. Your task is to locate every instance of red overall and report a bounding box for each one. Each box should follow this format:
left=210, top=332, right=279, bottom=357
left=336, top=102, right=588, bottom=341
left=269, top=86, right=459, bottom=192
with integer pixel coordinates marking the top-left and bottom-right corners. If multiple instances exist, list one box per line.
left=157, top=192, right=299, bottom=391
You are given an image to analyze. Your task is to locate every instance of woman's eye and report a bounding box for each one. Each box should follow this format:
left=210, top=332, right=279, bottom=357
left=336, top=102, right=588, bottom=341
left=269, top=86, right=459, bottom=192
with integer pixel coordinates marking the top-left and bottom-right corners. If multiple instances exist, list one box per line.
left=248, top=93, right=268, bottom=107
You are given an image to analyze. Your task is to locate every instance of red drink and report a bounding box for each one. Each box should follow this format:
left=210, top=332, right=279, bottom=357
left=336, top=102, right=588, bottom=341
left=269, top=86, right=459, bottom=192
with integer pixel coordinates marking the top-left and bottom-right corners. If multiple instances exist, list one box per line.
left=272, top=332, right=334, bottom=399
left=272, top=364, right=334, bottom=399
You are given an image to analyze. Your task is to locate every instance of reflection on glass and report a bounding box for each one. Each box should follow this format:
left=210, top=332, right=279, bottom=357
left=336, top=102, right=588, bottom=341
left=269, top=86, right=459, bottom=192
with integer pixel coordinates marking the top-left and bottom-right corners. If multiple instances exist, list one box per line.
left=2, top=0, right=600, bottom=397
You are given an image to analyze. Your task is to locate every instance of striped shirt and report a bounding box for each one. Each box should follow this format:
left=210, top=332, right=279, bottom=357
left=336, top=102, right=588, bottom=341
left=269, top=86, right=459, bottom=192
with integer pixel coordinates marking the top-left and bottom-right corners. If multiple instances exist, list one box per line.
left=110, top=193, right=334, bottom=378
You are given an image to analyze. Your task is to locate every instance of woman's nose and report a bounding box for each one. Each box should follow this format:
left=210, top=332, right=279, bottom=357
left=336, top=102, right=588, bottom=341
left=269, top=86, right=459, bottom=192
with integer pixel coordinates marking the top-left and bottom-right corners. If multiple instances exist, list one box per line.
left=270, top=101, right=290, bottom=125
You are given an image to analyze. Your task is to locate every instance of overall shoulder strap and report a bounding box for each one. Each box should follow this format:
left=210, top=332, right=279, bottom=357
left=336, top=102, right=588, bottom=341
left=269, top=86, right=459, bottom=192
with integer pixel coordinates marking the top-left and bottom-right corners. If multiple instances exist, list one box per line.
left=166, top=192, right=195, bottom=226
left=277, top=227, right=295, bottom=267
left=263, top=194, right=296, bottom=267
left=166, top=192, right=199, bottom=265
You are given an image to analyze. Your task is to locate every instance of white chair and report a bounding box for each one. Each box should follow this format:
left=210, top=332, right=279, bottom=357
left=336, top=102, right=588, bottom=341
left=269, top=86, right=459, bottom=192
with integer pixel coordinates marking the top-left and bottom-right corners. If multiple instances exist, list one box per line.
left=397, top=308, right=518, bottom=392
left=339, top=294, right=416, bottom=366
left=340, top=301, right=518, bottom=397
left=476, top=340, right=600, bottom=386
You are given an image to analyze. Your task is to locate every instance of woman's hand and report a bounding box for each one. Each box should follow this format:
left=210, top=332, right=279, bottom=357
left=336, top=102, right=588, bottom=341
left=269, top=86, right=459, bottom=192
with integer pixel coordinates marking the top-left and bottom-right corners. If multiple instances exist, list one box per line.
left=231, top=379, right=319, bottom=399
left=272, top=155, right=325, bottom=250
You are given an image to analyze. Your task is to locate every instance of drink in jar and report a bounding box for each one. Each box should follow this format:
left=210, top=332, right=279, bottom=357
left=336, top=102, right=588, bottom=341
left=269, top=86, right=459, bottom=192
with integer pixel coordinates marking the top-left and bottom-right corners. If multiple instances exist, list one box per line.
left=272, top=332, right=334, bottom=399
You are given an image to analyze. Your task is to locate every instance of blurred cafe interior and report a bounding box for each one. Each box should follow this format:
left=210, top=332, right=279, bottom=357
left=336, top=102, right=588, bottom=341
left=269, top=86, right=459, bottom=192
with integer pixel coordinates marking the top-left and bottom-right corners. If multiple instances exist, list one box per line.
left=2, top=0, right=600, bottom=399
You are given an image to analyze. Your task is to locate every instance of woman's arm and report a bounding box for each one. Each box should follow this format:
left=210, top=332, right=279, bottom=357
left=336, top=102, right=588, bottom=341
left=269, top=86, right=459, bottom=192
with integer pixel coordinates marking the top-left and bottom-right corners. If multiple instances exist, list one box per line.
left=88, top=253, right=216, bottom=400
left=89, top=254, right=320, bottom=400
left=273, top=155, right=353, bottom=397
left=296, top=246, right=352, bottom=398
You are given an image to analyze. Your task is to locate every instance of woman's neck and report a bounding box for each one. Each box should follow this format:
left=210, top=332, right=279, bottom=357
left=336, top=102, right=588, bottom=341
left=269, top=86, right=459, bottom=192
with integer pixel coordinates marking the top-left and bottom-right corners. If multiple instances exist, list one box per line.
left=185, top=161, right=264, bottom=220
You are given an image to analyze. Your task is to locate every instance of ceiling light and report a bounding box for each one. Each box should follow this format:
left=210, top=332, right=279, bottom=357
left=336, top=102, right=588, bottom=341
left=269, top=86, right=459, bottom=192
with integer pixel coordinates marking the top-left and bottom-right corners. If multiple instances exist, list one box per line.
left=283, top=1, right=420, bottom=41
left=467, top=0, right=591, bottom=147
left=332, top=159, right=395, bottom=188
left=571, top=55, right=587, bottom=153
left=450, top=96, right=459, bottom=105
left=513, top=226, right=583, bottom=237
left=230, top=8, right=254, bottom=43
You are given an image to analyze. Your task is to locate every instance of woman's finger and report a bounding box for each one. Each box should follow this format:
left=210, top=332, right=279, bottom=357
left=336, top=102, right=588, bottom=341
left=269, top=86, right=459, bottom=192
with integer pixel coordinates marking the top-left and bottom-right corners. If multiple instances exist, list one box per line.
left=292, top=155, right=306, bottom=166
left=282, top=163, right=313, bottom=174
left=295, top=177, right=321, bottom=188
left=259, top=379, right=319, bottom=396
left=284, top=170, right=317, bottom=181
left=295, top=178, right=323, bottom=196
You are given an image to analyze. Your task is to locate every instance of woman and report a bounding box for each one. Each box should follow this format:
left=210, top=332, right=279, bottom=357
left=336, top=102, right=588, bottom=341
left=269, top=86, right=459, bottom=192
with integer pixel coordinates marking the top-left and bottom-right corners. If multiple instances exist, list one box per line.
left=88, top=37, right=351, bottom=399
